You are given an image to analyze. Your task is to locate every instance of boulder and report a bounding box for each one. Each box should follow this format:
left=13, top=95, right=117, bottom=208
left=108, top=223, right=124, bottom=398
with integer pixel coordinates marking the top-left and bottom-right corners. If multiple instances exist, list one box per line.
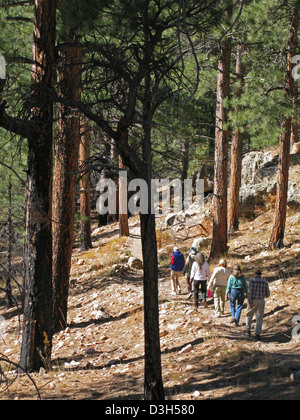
left=128, top=257, right=143, bottom=270
left=165, top=213, right=177, bottom=226
left=192, top=237, right=211, bottom=250
left=241, top=151, right=276, bottom=186
left=288, top=182, right=300, bottom=207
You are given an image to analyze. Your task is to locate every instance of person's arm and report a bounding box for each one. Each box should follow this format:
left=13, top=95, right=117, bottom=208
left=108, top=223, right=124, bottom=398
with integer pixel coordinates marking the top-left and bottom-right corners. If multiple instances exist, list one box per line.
left=226, top=276, right=233, bottom=297
left=265, top=281, right=271, bottom=299
left=248, top=280, right=253, bottom=305
left=190, top=262, right=196, bottom=282
left=183, top=256, right=189, bottom=275
left=206, top=263, right=211, bottom=281
left=208, top=268, right=217, bottom=290
left=243, top=277, right=248, bottom=296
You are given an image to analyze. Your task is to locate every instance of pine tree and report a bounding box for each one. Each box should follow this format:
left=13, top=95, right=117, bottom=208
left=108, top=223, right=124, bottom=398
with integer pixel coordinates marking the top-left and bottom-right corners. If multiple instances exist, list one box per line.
left=52, top=30, right=83, bottom=334
left=210, top=36, right=232, bottom=257
left=79, top=117, right=93, bottom=251
left=269, top=2, right=299, bottom=249
left=20, top=0, right=56, bottom=371
left=228, top=43, right=245, bottom=233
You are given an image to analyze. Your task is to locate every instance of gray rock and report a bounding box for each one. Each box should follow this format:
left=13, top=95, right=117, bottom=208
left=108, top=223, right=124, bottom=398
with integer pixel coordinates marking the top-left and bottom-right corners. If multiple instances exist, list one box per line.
left=128, top=257, right=143, bottom=270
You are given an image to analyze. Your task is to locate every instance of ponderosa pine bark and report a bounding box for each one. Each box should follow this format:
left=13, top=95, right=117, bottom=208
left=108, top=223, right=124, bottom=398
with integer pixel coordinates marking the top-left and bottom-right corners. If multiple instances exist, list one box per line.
left=6, top=174, right=14, bottom=309
left=141, top=71, right=164, bottom=400
left=52, top=34, right=82, bottom=334
left=269, top=119, right=292, bottom=249
left=269, top=6, right=297, bottom=249
left=228, top=43, right=245, bottom=233
left=210, top=36, right=231, bottom=258
left=290, top=5, right=298, bottom=149
left=79, top=118, right=93, bottom=251
left=20, top=0, right=56, bottom=372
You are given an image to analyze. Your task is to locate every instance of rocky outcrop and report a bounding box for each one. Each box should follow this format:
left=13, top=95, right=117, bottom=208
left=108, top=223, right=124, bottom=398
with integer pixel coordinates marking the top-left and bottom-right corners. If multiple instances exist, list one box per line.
left=161, top=150, right=300, bottom=227
left=239, top=151, right=300, bottom=217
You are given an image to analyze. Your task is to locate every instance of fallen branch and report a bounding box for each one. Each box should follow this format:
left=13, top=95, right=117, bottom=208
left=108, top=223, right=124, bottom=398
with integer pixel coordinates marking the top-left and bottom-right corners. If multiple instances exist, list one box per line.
left=0, top=353, right=41, bottom=400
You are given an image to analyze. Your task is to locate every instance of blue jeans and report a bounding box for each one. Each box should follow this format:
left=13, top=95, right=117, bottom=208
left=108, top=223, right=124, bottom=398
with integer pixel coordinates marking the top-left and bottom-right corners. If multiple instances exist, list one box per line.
left=230, top=289, right=245, bottom=323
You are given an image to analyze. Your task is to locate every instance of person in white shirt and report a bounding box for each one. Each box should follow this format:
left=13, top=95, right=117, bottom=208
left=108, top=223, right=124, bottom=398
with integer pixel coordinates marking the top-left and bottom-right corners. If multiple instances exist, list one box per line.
left=208, top=259, right=231, bottom=317
left=190, top=253, right=211, bottom=309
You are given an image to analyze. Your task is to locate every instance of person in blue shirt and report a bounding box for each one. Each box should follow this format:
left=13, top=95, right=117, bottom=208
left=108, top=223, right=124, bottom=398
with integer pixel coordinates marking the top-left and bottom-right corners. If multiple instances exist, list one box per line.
left=226, top=265, right=248, bottom=326
left=170, top=247, right=185, bottom=296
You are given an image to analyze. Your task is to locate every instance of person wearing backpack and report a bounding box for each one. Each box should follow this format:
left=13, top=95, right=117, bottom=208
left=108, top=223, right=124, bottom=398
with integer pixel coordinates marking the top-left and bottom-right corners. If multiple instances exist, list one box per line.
left=183, top=246, right=198, bottom=296
left=170, top=247, right=185, bottom=296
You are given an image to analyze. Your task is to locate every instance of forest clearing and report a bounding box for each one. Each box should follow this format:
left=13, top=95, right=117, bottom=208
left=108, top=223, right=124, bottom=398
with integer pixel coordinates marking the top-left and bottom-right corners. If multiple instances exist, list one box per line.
left=0, top=0, right=300, bottom=402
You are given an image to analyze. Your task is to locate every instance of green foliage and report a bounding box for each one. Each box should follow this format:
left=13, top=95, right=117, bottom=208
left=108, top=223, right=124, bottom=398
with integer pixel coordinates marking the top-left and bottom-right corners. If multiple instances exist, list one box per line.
left=0, top=0, right=298, bottom=239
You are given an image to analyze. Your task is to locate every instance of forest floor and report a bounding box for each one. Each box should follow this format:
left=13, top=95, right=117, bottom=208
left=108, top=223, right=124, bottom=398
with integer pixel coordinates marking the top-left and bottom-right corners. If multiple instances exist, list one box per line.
left=0, top=205, right=300, bottom=400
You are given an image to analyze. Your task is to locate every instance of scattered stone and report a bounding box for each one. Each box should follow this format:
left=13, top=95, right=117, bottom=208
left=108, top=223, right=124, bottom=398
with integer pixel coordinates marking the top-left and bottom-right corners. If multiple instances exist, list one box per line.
left=86, top=347, right=96, bottom=355
left=178, top=344, right=193, bottom=355
left=128, top=257, right=143, bottom=269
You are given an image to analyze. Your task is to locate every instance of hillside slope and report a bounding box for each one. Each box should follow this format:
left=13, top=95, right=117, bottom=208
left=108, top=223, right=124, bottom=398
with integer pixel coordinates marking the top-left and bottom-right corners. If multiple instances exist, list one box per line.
left=0, top=151, right=299, bottom=400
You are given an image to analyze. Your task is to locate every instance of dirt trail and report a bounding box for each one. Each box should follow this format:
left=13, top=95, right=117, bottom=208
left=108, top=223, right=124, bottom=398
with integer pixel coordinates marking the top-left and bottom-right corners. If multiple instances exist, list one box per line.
left=0, top=209, right=300, bottom=400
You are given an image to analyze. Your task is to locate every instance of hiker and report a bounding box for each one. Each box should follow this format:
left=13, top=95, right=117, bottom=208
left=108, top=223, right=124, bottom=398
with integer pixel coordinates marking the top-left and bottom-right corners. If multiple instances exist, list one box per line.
left=190, top=252, right=211, bottom=309
left=183, top=246, right=198, bottom=296
left=170, top=247, right=185, bottom=295
left=226, top=265, right=248, bottom=326
left=245, top=269, right=270, bottom=338
left=208, top=259, right=231, bottom=318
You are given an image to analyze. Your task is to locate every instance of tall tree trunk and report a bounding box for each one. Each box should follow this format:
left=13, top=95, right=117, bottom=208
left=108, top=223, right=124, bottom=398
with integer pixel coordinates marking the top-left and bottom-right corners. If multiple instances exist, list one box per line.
left=6, top=174, right=14, bottom=309
left=290, top=6, right=298, bottom=149
left=142, top=73, right=164, bottom=401
left=119, top=154, right=130, bottom=237
left=79, top=117, right=93, bottom=251
left=269, top=119, right=292, bottom=249
left=228, top=43, right=245, bottom=233
left=210, top=37, right=232, bottom=258
left=141, top=210, right=164, bottom=400
left=269, top=6, right=297, bottom=249
left=20, top=0, right=56, bottom=372
left=52, top=34, right=82, bottom=334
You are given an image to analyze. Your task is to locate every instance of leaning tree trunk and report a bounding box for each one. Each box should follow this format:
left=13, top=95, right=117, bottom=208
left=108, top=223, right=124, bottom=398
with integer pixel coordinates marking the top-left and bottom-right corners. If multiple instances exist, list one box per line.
left=228, top=43, right=245, bottom=233
left=269, top=6, right=297, bottom=249
left=52, top=34, right=82, bottom=334
left=210, top=37, right=231, bottom=258
left=20, top=0, right=56, bottom=372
